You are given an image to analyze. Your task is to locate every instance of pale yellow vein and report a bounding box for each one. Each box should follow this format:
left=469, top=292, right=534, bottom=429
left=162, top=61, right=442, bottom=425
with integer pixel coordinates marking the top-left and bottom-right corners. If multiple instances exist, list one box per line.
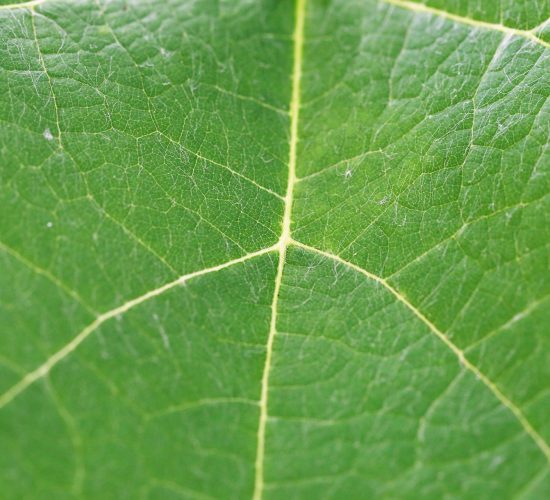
left=290, top=238, right=550, bottom=463
left=252, top=0, right=307, bottom=498
left=0, top=244, right=278, bottom=410
left=0, top=0, right=47, bottom=10
left=385, top=0, right=550, bottom=49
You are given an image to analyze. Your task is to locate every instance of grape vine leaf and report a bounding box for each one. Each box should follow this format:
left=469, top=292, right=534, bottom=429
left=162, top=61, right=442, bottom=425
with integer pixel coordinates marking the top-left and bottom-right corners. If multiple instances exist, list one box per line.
left=0, top=0, right=549, bottom=498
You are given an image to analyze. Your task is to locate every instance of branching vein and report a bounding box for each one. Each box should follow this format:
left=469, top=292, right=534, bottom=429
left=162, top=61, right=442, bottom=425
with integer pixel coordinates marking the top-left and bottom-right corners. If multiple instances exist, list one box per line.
left=290, top=239, right=550, bottom=463
left=253, top=1, right=307, bottom=498
left=1, top=0, right=548, bottom=493
left=0, top=244, right=278, bottom=410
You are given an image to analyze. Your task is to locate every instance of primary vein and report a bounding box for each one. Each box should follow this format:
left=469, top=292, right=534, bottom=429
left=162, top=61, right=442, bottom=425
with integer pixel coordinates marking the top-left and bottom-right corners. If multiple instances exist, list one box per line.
left=252, top=0, right=306, bottom=498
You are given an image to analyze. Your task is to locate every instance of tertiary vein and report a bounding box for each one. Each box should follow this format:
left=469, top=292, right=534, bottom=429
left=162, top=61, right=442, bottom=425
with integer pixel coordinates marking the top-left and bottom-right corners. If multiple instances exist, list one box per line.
left=0, top=241, right=97, bottom=315
left=1, top=0, right=548, bottom=487
left=3, top=234, right=548, bottom=466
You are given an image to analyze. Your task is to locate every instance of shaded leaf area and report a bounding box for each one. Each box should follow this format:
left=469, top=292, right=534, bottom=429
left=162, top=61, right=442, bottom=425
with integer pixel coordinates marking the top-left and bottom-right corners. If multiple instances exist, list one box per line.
left=0, top=253, right=277, bottom=498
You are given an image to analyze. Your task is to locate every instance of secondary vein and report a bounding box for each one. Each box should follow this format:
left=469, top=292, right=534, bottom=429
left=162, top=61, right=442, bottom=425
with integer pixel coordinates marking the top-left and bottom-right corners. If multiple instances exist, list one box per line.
left=384, top=0, right=550, bottom=49
left=0, top=0, right=48, bottom=10
left=291, top=239, right=550, bottom=463
left=252, top=0, right=306, bottom=498
left=0, top=244, right=278, bottom=411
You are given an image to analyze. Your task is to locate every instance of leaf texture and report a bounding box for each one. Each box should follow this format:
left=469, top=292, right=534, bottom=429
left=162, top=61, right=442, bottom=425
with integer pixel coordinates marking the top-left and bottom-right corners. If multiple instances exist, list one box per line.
left=0, top=0, right=549, bottom=498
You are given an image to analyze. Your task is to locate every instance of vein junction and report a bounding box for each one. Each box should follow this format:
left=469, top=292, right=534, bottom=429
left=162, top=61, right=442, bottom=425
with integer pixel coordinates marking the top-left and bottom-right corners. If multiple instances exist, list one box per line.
left=290, top=240, right=550, bottom=463
left=2, top=236, right=549, bottom=464
left=252, top=0, right=306, bottom=497
left=0, top=0, right=548, bottom=491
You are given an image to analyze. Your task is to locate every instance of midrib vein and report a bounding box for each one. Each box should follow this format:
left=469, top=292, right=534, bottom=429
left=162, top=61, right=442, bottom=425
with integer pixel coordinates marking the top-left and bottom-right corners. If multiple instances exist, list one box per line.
left=252, top=0, right=306, bottom=498
left=5, top=0, right=545, bottom=487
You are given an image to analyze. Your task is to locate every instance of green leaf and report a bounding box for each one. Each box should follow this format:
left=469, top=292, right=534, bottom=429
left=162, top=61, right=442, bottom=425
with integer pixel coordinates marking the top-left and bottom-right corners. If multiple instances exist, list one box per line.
left=1, top=0, right=549, bottom=498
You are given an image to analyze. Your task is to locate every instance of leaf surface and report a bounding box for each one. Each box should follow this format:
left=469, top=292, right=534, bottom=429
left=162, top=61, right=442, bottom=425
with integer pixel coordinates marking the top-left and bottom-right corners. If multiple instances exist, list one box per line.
left=0, top=0, right=549, bottom=498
